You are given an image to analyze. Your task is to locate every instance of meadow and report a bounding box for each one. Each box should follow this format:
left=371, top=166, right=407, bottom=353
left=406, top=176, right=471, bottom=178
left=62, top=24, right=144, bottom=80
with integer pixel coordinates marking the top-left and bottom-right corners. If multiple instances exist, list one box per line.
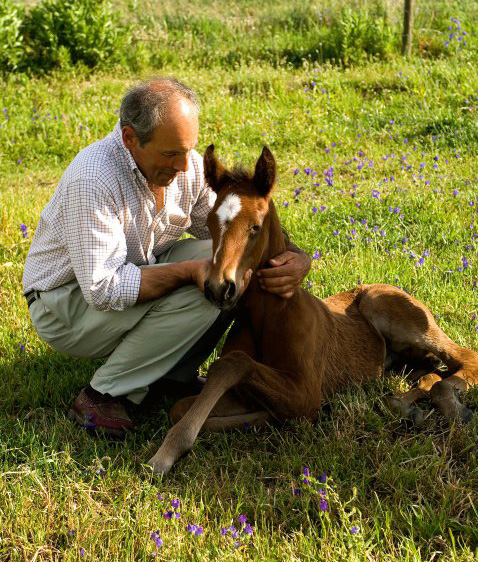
left=1, top=0, right=478, bottom=560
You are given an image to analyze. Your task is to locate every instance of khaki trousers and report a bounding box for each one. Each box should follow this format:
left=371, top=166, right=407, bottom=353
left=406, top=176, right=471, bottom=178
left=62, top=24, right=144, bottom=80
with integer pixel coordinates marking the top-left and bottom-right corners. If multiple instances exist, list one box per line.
left=29, top=239, right=222, bottom=403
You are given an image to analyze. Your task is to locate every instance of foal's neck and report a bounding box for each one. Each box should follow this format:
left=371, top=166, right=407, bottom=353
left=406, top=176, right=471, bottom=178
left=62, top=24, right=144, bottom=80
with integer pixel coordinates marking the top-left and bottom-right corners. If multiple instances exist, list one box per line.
left=259, top=199, right=287, bottom=268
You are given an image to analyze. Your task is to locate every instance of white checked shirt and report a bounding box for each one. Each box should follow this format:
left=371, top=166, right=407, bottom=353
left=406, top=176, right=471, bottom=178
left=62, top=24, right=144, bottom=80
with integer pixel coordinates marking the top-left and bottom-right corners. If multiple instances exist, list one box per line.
left=23, top=122, right=216, bottom=311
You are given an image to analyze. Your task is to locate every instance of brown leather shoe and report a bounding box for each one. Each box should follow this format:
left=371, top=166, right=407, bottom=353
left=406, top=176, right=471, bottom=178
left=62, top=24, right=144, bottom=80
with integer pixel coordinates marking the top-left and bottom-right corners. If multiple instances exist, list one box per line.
left=68, top=387, right=133, bottom=438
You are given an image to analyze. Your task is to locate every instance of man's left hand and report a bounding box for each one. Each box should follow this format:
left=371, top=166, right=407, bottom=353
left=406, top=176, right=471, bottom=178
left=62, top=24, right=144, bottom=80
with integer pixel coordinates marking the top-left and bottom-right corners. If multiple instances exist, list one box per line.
left=256, top=250, right=311, bottom=299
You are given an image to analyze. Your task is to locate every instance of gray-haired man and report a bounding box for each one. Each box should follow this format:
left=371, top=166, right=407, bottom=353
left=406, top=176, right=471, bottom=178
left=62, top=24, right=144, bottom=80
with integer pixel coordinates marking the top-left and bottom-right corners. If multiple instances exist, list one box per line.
left=23, top=78, right=310, bottom=436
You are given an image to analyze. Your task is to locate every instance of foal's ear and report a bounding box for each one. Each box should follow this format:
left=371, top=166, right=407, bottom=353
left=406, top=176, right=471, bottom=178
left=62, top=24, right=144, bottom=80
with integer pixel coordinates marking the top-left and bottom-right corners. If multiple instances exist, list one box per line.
left=253, top=146, right=276, bottom=196
left=204, top=144, right=227, bottom=193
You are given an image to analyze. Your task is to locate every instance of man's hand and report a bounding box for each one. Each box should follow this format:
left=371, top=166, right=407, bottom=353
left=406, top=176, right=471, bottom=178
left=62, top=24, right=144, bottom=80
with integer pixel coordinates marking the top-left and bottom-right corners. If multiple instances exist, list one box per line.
left=256, top=250, right=310, bottom=299
left=190, top=259, right=212, bottom=292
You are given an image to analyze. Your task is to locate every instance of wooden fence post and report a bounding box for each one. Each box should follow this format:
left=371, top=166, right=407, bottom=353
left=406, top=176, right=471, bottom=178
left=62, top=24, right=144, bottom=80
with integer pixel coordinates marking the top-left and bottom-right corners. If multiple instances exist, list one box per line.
left=402, top=0, right=415, bottom=56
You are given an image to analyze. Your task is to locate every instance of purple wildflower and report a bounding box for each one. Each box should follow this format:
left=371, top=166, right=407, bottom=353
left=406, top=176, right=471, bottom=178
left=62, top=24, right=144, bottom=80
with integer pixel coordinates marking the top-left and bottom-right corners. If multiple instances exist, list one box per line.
left=150, top=531, right=163, bottom=548
left=20, top=223, right=28, bottom=238
left=319, top=498, right=329, bottom=511
left=351, top=526, right=359, bottom=534
left=171, top=499, right=180, bottom=508
left=303, top=466, right=310, bottom=477
left=312, top=251, right=322, bottom=260
left=318, top=472, right=327, bottom=483
left=243, top=525, right=254, bottom=535
left=238, top=514, right=247, bottom=524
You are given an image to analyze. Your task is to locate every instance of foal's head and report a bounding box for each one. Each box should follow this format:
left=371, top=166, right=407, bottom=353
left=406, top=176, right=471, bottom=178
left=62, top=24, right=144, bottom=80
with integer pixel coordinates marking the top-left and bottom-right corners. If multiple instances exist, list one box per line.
left=203, top=144, right=276, bottom=310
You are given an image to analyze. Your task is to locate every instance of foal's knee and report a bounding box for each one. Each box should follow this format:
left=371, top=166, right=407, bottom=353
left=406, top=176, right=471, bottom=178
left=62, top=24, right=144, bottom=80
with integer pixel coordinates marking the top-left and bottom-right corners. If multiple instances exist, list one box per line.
left=206, top=350, right=253, bottom=387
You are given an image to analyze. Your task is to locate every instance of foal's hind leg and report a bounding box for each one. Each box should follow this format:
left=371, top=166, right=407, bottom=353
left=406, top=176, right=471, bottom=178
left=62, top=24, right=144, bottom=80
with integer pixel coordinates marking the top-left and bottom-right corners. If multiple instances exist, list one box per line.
left=359, top=284, right=478, bottom=422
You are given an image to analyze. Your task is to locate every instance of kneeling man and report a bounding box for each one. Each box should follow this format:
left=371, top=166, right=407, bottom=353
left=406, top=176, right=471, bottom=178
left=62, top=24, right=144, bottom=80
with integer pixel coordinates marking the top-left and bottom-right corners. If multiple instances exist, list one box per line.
left=23, top=77, right=310, bottom=436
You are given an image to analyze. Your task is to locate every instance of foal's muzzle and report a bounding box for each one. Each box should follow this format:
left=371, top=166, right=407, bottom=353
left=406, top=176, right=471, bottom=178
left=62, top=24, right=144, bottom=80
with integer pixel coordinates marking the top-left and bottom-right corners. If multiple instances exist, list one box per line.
left=204, top=279, right=238, bottom=310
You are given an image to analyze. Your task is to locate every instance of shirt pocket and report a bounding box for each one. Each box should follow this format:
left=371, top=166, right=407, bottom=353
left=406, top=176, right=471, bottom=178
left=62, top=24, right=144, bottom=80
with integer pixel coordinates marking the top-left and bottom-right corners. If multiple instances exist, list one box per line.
left=164, top=214, right=192, bottom=238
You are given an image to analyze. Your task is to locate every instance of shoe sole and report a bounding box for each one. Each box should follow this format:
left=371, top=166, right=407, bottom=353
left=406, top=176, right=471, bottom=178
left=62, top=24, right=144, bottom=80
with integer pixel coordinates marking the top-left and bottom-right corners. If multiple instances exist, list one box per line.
left=68, top=409, right=127, bottom=439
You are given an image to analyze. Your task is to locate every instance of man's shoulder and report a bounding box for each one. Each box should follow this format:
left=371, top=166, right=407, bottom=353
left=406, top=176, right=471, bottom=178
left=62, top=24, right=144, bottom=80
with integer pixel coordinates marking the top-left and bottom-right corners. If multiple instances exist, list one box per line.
left=62, top=132, right=128, bottom=187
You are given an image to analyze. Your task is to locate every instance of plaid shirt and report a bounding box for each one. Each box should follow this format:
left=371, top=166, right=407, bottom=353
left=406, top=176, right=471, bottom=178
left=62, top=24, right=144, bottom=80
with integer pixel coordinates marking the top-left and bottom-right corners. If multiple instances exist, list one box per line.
left=23, top=122, right=216, bottom=311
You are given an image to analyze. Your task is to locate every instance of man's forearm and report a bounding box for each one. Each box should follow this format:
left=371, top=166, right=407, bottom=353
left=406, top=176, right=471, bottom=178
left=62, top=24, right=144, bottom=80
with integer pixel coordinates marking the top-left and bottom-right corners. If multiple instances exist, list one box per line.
left=136, top=261, right=194, bottom=303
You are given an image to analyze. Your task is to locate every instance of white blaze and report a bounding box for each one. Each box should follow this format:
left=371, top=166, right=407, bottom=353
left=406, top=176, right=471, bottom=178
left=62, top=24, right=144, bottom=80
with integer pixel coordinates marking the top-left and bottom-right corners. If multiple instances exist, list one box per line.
left=213, top=193, right=242, bottom=264
left=216, top=193, right=242, bottom=226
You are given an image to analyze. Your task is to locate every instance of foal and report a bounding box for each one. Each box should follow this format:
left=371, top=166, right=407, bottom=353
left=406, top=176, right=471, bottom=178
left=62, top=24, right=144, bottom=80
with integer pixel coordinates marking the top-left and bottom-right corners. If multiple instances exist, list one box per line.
left=148, top=145, right=478, bottom=474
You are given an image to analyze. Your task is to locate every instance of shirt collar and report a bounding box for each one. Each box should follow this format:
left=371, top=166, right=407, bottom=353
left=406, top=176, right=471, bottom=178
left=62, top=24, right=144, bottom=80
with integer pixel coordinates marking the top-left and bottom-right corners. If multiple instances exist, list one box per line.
left=111, top=120, right=141, bottom=174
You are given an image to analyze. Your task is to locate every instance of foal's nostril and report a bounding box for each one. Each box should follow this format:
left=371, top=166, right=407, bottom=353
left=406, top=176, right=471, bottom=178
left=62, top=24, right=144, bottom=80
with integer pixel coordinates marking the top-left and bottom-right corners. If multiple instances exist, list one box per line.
left=224, top=281, right=236, bottom=301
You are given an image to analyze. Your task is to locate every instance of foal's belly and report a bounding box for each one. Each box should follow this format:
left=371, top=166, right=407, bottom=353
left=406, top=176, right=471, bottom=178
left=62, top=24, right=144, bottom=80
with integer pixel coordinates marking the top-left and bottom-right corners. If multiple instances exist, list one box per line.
left=320, top=289, right=385, bottom=397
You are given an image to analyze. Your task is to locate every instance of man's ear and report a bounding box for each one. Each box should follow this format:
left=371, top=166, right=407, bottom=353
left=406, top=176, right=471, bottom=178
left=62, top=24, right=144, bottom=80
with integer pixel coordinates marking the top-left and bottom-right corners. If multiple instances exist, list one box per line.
left=253, top=146, right=276, bottom=196
left=204, top=144, right=227, bottom=193
left=121, top=126, right=138, bottom=151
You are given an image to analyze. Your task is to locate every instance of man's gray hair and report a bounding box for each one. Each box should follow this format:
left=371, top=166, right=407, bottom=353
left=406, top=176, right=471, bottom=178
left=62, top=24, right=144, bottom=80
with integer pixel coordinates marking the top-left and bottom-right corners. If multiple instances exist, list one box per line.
left=120, top=77, right=200, bottom=146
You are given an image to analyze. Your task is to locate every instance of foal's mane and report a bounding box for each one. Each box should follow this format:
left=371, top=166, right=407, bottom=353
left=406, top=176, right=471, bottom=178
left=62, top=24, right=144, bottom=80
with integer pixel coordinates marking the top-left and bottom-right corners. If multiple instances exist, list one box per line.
left=214, top=166, right=253, bottom=191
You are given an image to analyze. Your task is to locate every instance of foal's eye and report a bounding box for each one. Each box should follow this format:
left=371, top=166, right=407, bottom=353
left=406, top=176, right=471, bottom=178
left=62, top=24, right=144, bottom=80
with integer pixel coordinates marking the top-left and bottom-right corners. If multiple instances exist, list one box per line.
left=251, top=225, right=261, bottom=234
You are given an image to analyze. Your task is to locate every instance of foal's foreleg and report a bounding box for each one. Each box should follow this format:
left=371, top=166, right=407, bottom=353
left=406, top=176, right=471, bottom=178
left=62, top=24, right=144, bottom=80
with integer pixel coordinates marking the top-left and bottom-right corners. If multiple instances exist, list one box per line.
left=384, top=373, right=442, bottom=426
left=429, top=350, right=477, bottom=422
left=147, top=351, right=256, bottom=474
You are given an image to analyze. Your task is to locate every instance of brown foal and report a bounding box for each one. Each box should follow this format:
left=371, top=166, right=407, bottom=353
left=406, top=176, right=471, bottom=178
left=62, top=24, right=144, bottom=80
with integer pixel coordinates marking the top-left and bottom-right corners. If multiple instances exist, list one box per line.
left=147, top=145, right=478, bottom=474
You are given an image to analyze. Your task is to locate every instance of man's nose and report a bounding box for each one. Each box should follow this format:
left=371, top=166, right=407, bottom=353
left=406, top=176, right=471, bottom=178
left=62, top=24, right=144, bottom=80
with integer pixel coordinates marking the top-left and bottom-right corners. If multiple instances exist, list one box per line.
left=173, top=152, right=189, bottom=172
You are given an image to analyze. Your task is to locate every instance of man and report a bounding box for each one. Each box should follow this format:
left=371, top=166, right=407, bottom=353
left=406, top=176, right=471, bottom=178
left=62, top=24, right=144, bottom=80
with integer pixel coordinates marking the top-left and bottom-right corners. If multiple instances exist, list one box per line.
left=23, top=78, right=310, bottom=437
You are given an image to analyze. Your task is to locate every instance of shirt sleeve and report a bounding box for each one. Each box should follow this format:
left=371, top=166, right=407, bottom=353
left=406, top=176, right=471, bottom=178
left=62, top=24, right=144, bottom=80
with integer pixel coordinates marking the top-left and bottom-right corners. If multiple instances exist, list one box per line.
left=187, top=152, right=216, bottom=239
left=62, top=177, right=142, bottom=311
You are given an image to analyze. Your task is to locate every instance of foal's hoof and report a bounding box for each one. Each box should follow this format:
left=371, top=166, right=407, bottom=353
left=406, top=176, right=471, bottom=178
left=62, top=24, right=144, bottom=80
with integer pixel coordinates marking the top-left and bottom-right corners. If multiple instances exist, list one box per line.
left=147, top=453, right=174, bottom=475
left=455, top=404, right=473, bottom=424
left=409, top=405, right=425, bottom=427
left=384, top=396, right=424, bottom=426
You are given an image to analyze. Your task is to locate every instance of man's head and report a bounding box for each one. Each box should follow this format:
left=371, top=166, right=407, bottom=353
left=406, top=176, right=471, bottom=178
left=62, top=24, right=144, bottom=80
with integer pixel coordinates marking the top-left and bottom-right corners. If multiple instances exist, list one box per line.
left=120, top=78, right=200, bottom=187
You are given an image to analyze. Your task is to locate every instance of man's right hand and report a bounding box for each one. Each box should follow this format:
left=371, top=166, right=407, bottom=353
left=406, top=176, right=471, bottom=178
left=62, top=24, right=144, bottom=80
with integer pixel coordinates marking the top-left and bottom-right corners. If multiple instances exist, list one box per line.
left=189, top=259, right=212, bottom=293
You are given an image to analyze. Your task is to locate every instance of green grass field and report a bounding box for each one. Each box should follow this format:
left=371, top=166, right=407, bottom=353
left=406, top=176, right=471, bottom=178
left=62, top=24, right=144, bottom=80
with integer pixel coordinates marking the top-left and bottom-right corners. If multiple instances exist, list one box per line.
left=1, top=1, right=478, bottom=560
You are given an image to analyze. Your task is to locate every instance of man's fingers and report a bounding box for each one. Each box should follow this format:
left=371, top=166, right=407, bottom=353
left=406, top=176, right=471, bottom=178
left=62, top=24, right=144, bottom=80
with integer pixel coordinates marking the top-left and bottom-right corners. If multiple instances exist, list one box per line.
left=259, top=275, right=295, bottom=288
left=257, top=265, right=296, bottom=279
left=267, top=252, right=295, bottom=267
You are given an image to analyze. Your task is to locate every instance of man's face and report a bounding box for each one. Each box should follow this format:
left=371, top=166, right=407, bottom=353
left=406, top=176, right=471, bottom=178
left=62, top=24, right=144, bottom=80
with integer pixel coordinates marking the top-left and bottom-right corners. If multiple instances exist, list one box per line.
left=122, top=98, right=199, bottom=187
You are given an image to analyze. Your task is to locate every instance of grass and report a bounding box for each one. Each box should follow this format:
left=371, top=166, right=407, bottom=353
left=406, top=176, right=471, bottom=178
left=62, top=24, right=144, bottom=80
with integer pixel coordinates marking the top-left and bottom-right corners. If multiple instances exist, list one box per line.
left=1, top=0, right=478, bottom=560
